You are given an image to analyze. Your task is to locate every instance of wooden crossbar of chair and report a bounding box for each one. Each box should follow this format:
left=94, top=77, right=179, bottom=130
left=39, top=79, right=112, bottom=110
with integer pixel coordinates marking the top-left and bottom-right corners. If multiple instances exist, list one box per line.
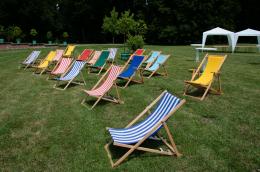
left=104, top=90, right=186, bottom=167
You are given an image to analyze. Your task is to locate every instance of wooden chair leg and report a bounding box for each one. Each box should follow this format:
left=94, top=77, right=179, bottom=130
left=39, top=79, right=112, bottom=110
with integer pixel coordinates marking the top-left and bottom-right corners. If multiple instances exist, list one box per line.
left=162, top=122, right=182, bottom=157
left=200, top=82, right=212, bottom=100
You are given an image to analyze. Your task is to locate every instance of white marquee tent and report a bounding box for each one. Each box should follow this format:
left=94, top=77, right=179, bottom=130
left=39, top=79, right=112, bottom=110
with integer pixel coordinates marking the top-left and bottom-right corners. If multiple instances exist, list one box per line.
left=202, top=27, right=235, bottom=51
left=233, top=28, right=260, bottom=52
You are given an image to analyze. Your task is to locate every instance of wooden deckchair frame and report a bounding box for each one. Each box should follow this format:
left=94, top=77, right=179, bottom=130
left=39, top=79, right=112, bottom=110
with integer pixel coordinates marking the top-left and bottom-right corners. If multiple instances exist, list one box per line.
left=53, top=61, right=87, bottom=90
left=81, top=65, right=124, bottom=110
left=143, top=54, right=169, bottom=78
left=183, top=54, right=227, bottom=101
left=117, top=55, right=146, bottom=88
left=88, top=50, right=110, bottom=75
left=104, top=90, right=186, bottom=167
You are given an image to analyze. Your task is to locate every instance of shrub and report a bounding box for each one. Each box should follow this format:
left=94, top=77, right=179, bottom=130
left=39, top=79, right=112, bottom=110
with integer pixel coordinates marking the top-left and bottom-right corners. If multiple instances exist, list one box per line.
left=62, top=32, right=69, bottom=40
left=30, top=29, right=38, bottom=38
left=126, top=35, right=145, bottom=51
left=46, top=31, right=53, bottom=40
left=0, top=25, right=5, bottom=37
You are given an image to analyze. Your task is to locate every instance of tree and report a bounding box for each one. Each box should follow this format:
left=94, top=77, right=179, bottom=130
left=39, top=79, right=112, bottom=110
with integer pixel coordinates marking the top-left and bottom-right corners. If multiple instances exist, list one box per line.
left=102, top=7, right=119, bottom=44
left=117, top=10, right=136, bottom=44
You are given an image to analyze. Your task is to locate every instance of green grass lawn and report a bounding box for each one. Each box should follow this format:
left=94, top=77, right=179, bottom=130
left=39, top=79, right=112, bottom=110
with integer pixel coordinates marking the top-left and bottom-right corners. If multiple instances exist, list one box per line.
left=0, top=45, right=259, bottom=171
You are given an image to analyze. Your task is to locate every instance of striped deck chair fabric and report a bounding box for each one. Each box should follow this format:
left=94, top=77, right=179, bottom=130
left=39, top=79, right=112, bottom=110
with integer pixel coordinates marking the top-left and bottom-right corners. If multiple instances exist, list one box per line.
left=108, top=48, right=118, bottom=61
left=56, top=60, right=86, bottom=81
left=82, top=65, right=123, bottom=109
left=105, top=90, right=185, bottom=167
left=51, top=58, right=73, bottom=75
left=88, top=51, right=101, bottom=65
left=78, top=49, right=93, bottom=61
left=22, top=51, right=41, bottom=65
left=85, top=65, right=122, bottom=96
left=118, top=55, right=144, bottom=78
left=53, top=50, right=64, bottom=61
left=108, top=92, right=181, bottom=144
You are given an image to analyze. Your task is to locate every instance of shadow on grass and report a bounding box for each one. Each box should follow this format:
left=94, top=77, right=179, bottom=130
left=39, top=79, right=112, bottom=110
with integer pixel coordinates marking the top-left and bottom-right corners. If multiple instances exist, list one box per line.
left=106, top=139, right=173, bottom=162
left=248, top=62, right=260, bottom=65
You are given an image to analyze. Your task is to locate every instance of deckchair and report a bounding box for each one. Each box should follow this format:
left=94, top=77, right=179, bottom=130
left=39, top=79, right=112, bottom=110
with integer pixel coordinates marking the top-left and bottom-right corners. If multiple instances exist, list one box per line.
left=20, top=51, right=41, bottom=69
left=143, top=51, right=161, bottom=68
left=143, top=54, right=169, bottom=78
left=107, top=48, right=118, bottom=63
left=88, top=50, right=110, bottom=75
left=129, top=49, right=145, bottom=60
left=134, top=49, right=145, bottom=55
left=87, top=51, right=102, bottom=66
left=53, top=60, right=87, bottom=90
left=117, top=55, right=145, bottom=88
left=53, top=49, right=64, bottom=62
left=184, top=54, right=227, bottom=100
left=47, top=57, right=73, bottom=80
left=77, top=49, right=94, bottom=61
left=81, top=65, right=123, bottom=109
left=63, top=45, right=76, bottom=58
left=33, top=51, right=56, bottom=75
left=105, top=90, right=186, bottom=167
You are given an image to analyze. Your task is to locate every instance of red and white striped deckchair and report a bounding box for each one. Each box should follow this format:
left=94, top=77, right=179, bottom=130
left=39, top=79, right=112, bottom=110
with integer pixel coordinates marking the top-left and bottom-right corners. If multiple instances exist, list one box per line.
left=87, top=51, right=102, bottom=65
left=47, top=58, right=73, bottom=80
left=81, top=65, right=123, bottom=109
left=53, top=49, right=64, bottom=62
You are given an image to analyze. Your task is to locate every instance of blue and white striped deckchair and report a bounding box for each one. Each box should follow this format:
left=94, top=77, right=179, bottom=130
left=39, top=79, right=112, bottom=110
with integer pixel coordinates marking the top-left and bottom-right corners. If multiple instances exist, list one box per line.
left=143, top=51, right=161, bottom=68
left=21, top=51, right=41, bottom=69
left=143, top=54, right=170, bottom=78
left=105, top=90, right=186, bottom=167
left=108, top=48, right=118, bottom=63
left=53, top=60, right=87, bottom=90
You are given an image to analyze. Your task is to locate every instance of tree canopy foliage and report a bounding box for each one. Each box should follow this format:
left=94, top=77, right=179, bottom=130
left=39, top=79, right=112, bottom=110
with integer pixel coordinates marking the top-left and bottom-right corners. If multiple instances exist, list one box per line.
left=0, top=0, right=258, bottom=44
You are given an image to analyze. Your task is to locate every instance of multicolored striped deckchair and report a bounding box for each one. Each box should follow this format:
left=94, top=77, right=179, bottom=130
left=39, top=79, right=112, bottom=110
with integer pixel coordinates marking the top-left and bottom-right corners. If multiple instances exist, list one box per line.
left=81, top=65, right=123, bottom=109
left=117, top=55, right=145, bottom=88
left=87, top=51, right=102, bottom=65
left=88, top=50, right=110, bottom=75
left=107, top=48, right=118, bottom=63
left=77, top=49, right=94, bottom=61
left=33, top=51, right=56, bottom=75
left=143, top=54, right=169, bottom=78
left=20, top=50, right=41, bottom=69
left=143, top=51, right=161, bottom=68
left=184, top=54, right=227, bottom=100
left=53, top=60, right=87, bottom=90
left=105, top=90, right=186, bottom=167
left=63, top=45, right=76, bottom=57
left=47, top=57, right=73, bottom=80
left=53, top=49, right=64, bottom=62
